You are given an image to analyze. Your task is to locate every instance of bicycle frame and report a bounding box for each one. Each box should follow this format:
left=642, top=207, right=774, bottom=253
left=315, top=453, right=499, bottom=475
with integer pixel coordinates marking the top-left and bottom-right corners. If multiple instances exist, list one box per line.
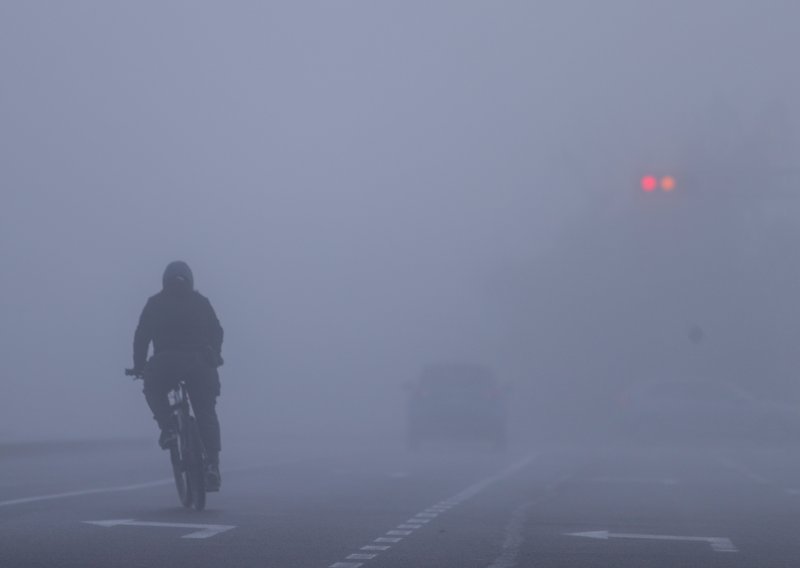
left=168, top=381, right=207, bottom=510
left=124, top=368, right=208, bottom=510
left=169, top=382, right=192, bottom=434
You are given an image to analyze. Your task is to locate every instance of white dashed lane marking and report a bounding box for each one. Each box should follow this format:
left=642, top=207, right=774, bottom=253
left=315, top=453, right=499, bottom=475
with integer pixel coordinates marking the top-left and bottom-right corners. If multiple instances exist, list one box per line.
left=360, top=545, right=391, bottom=552
left=347, top=553, right=378, bottom=560
left=327, top=455, right=536, bottom=568
left=486, top=473, right=572, bottom=568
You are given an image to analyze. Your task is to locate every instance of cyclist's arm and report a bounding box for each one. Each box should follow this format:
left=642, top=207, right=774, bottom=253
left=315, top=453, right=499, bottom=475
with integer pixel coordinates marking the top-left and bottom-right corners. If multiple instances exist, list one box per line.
left=133, top=299, right=154, bottom=371
left=205, top=298, right=224, bottom=358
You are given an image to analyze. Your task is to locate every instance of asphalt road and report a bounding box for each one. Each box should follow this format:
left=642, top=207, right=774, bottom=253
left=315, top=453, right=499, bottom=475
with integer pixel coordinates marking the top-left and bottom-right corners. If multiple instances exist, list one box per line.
left=3, top=436, right=800, bottom=567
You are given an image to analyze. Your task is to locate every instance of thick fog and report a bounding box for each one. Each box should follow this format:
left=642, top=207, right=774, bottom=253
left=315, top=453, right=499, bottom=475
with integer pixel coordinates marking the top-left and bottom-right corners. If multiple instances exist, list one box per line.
left=2, top=1, right=799, bottom=447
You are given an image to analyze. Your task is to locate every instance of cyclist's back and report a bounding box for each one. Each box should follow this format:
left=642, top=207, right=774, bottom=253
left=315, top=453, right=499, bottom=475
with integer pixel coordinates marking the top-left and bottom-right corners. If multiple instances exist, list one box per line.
left=134, top=264, right=223, bottom=361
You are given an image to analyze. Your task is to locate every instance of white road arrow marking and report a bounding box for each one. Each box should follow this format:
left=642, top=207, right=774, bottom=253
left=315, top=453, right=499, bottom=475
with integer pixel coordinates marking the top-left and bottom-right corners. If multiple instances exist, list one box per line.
left=84, top=519, right=236, bottom=539
left=566, top=530, right=737, bottom=553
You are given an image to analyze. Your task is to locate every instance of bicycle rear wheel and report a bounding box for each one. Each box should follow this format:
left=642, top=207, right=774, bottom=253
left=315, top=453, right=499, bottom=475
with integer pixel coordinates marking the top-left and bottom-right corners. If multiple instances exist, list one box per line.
left=185, top=416, right=206, bottom=511
left=170, top=444, right=191, bottom=508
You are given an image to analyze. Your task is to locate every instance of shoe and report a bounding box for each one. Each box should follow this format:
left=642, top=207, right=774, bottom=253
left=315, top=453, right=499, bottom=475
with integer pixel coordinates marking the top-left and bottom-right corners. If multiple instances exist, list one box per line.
left=205, top=462, right=221, bottom=492
left=158, top=429, right=177, bottom=449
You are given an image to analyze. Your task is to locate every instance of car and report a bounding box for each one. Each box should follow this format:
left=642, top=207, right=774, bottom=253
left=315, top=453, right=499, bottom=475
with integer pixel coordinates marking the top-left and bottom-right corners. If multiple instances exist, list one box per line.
left=615, top=377, right=800, bottom=445
left=405, top=363, right=508, bottom=450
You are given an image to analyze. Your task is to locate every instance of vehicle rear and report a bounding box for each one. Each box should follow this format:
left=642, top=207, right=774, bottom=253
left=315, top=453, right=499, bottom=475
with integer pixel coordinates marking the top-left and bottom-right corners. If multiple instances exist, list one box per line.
left=406, top=364, right=507, bottom=450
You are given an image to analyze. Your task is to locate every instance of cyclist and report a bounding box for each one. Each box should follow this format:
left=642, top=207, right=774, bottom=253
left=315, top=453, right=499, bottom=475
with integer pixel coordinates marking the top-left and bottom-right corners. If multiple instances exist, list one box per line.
left=131, top=261, right=224, bottom=490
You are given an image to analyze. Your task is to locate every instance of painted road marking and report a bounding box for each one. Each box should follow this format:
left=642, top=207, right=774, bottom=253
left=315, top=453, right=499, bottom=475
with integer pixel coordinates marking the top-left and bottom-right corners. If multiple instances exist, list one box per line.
left=487, top=473, right=572, bottom=568
left=718, top=458, right=800, bottom=498
left=361, top=545, right=391, bottom=551
left=566, top=530, right=737, bottom=553
left=84, top=519, right=235, bottom=539
left=0, top=457, right=311, bottom=509
left=0, top=479, right=174, bottom=508
left=327, top=455, right=536, bottom=568
left=487, top=500, right=536, bottom=568
left=592, top=476, right=678, bottom=486
left=347, top=553, right=378, bottom=560
left=719, top=457, right=800, bottom=497
left=718, top=458, right=770, bottom=485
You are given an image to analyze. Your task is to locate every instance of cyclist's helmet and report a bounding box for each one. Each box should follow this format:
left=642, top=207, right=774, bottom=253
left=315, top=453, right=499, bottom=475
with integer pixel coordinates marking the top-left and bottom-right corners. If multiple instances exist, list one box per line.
left=162, top=260, right=194, bottom=293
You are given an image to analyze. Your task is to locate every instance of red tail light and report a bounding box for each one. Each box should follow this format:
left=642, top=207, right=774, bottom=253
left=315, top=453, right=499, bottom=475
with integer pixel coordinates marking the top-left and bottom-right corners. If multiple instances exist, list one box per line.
left=641, top=176, right=658, bottom=192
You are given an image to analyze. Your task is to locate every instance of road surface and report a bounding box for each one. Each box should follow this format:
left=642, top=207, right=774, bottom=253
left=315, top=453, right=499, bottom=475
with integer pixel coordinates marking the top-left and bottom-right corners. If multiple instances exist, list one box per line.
left=2, top=437, right=800, bottom=567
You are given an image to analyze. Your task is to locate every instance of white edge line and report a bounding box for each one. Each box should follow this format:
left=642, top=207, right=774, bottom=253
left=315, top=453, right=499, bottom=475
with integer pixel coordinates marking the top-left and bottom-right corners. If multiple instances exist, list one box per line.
left=0, top=458, right=316, bottom=509
left=0, top=478, right=174, bottom=507
left=717, top=457, right=771, bottom=485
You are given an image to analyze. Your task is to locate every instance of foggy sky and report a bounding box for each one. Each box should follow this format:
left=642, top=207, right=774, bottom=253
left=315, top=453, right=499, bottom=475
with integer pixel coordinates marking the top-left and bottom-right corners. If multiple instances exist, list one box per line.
left=2, top=1, right=799, bottom=441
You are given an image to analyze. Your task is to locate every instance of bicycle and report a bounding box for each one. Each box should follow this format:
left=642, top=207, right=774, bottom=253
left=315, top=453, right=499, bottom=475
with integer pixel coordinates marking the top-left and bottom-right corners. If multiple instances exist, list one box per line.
left=125, top=368, right=208, bottom=511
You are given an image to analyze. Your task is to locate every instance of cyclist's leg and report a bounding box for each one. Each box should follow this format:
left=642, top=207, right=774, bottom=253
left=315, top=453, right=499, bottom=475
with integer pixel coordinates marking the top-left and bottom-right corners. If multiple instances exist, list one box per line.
left=186, top=365, right=221, bottom=464
left=143, top=353, right=180, bottom=440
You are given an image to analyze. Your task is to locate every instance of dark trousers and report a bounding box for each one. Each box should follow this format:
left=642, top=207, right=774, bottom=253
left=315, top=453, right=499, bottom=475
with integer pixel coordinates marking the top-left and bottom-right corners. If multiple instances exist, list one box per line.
left=143, top=350, right=221, bottom=461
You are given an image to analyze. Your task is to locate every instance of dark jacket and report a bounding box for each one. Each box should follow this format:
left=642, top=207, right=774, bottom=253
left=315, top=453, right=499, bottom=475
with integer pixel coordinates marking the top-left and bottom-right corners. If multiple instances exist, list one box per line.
left=133, top=262, right=224, bottom=370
